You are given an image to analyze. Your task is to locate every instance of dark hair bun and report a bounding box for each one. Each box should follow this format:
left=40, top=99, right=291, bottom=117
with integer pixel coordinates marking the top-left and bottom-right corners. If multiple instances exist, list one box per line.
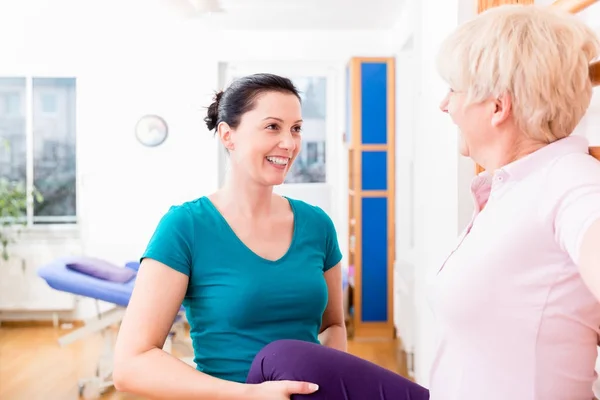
left=204, top=91, right=223, bottom=131
left=204, top=74, right=300, bottom=136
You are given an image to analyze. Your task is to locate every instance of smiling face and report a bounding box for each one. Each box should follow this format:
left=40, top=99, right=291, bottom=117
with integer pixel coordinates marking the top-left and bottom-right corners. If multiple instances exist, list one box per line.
left=218, top=91, right=303, bottom=187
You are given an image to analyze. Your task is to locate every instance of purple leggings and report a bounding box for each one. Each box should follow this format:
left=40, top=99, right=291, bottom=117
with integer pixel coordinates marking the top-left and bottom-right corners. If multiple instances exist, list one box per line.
left=246, top=339, right=430, bottom=400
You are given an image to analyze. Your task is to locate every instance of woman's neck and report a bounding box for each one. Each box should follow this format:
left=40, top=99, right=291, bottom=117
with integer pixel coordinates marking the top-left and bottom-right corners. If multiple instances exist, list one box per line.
left=219, top=172, right=274, bottom=218
left=478, top=135, right=547, bottom=172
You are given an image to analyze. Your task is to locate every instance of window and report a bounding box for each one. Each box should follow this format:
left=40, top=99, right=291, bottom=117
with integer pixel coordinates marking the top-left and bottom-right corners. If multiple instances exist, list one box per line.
left=0, top=77, right=77, bottom=225
left=285, top=77, right=327, bottom=184
left=1, top=92, right=20, bottom=116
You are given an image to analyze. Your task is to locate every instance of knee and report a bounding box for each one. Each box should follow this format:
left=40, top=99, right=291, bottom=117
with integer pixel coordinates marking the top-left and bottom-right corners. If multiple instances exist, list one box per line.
left=247, top=339, right=316, bottom=384
left=256, top=339, right=324, bottom=370
left=256, top=339, right=310, bottom=359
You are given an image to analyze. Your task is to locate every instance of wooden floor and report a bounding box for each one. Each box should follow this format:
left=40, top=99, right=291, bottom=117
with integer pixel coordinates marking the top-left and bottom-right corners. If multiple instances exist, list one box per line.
left=0, top=324, right=407, bottom=399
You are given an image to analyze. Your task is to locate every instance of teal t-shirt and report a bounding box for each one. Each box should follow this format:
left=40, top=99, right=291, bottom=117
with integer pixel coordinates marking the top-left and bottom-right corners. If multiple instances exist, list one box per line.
left=141, top=196, right=343, bottom=383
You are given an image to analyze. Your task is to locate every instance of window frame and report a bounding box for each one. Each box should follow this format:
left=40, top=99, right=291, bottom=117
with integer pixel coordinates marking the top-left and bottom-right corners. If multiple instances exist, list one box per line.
left=0, top=73, right=79, bottom=230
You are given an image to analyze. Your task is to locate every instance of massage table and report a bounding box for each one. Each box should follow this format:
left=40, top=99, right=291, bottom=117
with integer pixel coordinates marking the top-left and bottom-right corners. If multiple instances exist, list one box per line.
left=37, top=257, right=192, bottom=399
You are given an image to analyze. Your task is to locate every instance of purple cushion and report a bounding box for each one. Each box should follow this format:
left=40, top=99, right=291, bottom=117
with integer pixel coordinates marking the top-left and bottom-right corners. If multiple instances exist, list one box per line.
left=65, top=257, right=137, bottom=283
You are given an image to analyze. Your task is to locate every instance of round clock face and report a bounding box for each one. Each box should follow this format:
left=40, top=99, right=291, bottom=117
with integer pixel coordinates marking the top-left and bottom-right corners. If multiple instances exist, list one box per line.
left=135, top=115, right=168, bottom=147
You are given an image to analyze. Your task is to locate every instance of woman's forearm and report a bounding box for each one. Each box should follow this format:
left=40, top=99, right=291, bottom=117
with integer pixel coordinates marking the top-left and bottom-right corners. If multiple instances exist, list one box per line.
left=113, top=347, right=254, bottom=400
left=319, top=323, right=348, bottom=352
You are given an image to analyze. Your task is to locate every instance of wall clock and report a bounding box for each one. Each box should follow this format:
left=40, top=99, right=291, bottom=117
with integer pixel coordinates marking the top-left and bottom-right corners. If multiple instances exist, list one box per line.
left=135, top=114, right=168, bottom=147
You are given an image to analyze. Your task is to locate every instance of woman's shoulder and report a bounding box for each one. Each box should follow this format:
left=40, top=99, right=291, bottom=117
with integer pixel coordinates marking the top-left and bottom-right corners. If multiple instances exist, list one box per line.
left=160, top=196, right=217, bottom=225
left=546, top=152, right=600, bottom=187
left=286, top=196, right=324, bottom=214
left=537, top=152, right=600, bottom=215
left=285, top=197, right=335, bottom=226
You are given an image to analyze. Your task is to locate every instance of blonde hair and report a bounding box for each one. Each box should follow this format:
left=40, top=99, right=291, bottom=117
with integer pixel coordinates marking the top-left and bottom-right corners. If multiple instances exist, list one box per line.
left=436, top=4, right=600, bottom=143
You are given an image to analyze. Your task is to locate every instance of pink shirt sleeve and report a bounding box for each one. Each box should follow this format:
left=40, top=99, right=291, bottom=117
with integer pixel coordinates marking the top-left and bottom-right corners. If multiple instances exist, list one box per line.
left=546, top=153, right=600, bottom=263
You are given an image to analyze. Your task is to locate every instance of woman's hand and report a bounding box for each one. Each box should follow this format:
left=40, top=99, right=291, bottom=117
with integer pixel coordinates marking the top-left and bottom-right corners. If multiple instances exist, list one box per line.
left=248, top=380, right=319, bottom=399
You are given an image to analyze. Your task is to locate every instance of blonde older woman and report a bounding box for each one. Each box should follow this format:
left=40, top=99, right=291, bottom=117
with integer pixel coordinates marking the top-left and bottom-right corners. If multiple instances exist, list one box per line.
left=430, top=4, right=600, bottom=400
left=176, top=4, right=600, bottom=400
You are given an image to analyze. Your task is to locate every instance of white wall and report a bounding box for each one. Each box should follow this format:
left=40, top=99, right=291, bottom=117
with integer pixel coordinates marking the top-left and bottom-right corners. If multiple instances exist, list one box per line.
left=391, top=0, right=477, bottom=385
left=575, top=86, right=600, bottom=145
left=0, top=0, right=393, bottom=319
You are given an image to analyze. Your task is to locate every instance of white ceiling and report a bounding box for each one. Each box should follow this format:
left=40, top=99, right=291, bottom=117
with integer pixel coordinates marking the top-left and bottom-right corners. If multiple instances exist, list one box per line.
left=161, top=0, right=599, bottom=31
left=163, top=0, right=407, bottom=30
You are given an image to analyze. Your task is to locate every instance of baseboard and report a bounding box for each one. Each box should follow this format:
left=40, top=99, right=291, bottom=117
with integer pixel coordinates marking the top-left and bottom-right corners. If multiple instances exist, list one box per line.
left=0, top=309, right=77, bottom=324
left=0, top=319, right=85, bottom=328
left=395, top=338, right=415, bottom=381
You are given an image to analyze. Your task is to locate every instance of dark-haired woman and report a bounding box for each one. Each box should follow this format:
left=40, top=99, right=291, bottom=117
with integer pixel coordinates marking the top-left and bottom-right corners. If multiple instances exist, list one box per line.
left=113, top=73, right=427, bottom=399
